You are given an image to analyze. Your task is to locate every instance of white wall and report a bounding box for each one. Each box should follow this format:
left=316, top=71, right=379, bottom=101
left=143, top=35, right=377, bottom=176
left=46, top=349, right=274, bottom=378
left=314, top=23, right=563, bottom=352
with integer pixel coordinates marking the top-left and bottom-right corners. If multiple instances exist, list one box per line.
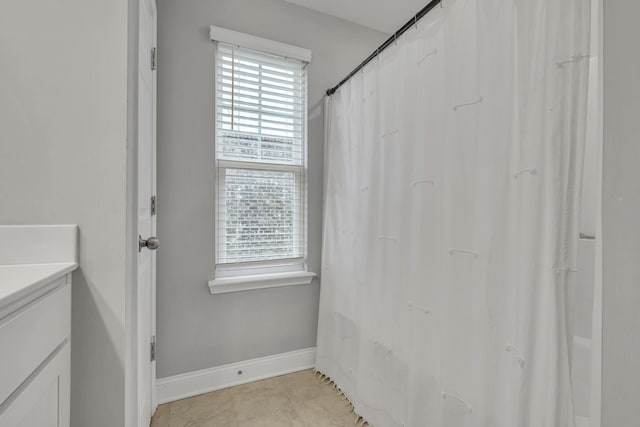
left=0, top=2, right=130, bottom=426
left=602, top=2, right=640, bottom=426
left=155, top=0, right=387, bottom=377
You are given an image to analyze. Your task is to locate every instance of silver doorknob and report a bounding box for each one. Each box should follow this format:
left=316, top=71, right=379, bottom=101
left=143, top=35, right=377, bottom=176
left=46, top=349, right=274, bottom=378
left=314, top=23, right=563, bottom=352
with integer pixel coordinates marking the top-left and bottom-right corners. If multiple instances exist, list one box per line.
left=139, top=235, right=160, bottom=252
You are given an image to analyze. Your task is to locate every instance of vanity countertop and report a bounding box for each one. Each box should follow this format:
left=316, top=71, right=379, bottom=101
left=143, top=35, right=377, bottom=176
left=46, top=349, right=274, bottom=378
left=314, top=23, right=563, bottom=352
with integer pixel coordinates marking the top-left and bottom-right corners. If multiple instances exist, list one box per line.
left=0, top=262, right=77, bottom=311
left=0, top=225, right=78, bottom=312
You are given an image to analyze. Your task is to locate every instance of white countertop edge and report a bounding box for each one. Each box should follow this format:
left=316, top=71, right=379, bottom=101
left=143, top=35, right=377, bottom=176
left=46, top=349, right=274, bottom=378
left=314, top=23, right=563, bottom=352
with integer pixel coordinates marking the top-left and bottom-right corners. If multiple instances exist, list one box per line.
left=0, top=262, right=78, bottom=314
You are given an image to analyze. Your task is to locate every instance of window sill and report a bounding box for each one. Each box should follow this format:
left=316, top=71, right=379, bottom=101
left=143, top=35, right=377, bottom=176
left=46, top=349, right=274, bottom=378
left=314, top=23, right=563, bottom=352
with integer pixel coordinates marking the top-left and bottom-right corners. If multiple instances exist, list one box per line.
left=208, top=271, right=316, bottom=295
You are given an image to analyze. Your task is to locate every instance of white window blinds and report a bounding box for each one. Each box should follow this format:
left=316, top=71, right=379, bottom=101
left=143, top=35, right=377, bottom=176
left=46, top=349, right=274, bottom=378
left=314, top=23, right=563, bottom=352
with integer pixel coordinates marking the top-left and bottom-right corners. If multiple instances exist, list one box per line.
left=215, top=42, right=307, bottom=266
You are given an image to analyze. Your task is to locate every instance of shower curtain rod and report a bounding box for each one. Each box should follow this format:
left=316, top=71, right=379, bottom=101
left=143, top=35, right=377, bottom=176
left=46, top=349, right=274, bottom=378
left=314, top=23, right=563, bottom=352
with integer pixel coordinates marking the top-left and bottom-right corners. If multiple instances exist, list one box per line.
left=325, top=0, right=442, bottom=96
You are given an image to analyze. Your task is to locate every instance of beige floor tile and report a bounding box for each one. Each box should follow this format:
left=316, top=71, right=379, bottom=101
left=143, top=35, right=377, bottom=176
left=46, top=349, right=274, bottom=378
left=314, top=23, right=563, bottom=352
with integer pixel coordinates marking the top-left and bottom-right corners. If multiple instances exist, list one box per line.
left=278, top=371, right=336, bottom=404
left=169, top=390, right=238, bottom=427
left=231, top=376, right=296, bottom=421
left=171, top=390, right=233, bottom=417
left=169, top=409, right=237, bottom=427
left=294, top=394, right=356, bottom=427
left=152, top=370, right=365, bottom=427
left=151, top=403, right=172, bottom=427
left=237, top=405, right=305, bottom=427
left=303, top=393, right=354, bottom=417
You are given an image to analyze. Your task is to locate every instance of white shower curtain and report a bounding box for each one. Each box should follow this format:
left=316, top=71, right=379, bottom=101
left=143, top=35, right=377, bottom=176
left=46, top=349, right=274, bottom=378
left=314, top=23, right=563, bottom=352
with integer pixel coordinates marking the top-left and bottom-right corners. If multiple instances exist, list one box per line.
left=316, top=0, right=591, bottom=426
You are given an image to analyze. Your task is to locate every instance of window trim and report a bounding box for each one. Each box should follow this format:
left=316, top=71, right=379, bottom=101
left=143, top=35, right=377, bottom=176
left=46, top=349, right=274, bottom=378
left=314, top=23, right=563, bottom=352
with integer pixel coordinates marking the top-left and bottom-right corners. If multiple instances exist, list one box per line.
left=209, top=26, right=312, bottom=63
left=208, top=271, right=316, bottom=295
left=210, top=27, right=314, bottom=294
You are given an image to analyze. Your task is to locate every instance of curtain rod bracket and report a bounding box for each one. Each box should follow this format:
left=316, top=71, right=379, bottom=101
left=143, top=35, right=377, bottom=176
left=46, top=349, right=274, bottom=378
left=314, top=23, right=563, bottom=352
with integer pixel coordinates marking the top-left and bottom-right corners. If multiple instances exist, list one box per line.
left=325, top=0, right=442, bottom=96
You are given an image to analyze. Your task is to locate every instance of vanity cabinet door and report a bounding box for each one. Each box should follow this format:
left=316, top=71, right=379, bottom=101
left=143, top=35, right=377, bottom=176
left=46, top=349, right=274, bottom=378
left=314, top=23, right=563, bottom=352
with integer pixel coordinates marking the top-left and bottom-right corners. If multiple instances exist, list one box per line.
left=0, top=342, right=70, bottom=427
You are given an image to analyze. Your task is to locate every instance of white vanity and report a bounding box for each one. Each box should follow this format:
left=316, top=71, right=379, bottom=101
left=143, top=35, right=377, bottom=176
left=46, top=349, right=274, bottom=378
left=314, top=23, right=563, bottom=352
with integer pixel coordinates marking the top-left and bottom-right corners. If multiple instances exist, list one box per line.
left=0, top=225, right=78, bottom=427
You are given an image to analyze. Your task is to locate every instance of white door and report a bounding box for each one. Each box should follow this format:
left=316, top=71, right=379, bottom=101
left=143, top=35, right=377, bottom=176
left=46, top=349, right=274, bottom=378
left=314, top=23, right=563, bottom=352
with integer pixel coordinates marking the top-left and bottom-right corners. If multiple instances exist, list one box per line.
left=136, top=0, right=157, bottom=425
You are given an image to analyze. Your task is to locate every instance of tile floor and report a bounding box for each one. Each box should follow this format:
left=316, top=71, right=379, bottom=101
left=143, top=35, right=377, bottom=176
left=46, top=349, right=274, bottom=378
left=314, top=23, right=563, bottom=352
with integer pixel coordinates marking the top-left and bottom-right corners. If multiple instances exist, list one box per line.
left=150, top=370, right=368, bottom=427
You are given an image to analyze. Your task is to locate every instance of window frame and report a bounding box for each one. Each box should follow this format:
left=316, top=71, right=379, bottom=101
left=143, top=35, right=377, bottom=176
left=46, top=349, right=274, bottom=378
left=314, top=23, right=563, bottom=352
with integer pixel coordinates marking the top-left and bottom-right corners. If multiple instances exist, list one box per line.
left=208, top=26, right=314, bottom=294
left=214, top=161, right=306, bottom=272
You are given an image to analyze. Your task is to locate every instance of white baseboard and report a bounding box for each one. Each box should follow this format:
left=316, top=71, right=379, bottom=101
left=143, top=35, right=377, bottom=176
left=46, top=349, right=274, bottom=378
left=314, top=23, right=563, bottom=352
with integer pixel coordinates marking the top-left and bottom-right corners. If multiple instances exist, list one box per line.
left=155, top=347, right=317, bottom=404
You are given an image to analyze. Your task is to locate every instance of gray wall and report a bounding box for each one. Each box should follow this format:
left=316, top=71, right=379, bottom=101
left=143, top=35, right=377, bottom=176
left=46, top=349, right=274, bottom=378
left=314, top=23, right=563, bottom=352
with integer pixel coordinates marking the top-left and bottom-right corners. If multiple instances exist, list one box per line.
left=602, top=2, right=640, bottom=425
left=0, top=1, right=129, bottom=427
left=156, top=0, right=386, bottom=377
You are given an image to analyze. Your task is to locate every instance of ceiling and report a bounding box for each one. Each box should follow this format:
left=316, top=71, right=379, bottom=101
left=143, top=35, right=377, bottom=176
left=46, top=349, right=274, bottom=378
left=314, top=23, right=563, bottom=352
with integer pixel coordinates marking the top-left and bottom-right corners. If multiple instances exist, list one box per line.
left=282, top=0, right=429, bottom=34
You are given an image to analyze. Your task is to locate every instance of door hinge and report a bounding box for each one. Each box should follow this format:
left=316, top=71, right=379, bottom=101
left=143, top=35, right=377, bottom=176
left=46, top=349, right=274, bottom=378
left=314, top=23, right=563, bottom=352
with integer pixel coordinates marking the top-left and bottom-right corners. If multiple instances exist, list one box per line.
left=151, top=195, right=157, bottom=216
left=151, top=47, right=157, bottom=70
left=150, top=336, right=156, bottom=362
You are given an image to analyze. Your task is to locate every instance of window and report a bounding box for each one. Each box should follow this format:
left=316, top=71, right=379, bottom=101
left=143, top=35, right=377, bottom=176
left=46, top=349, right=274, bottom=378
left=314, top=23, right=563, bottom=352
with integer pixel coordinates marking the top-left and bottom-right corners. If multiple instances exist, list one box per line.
left=210, top=28, right=313, bottom=293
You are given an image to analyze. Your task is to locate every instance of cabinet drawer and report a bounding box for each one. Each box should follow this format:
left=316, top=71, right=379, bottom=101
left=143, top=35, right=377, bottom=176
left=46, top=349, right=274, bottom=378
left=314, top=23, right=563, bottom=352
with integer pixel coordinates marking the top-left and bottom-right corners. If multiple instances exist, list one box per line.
left=0, top=282, right=70, bottom=405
